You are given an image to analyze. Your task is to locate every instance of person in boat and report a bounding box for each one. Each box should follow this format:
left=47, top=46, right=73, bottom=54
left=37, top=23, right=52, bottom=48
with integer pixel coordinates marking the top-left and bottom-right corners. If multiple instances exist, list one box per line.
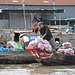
left=32, top=21, right=40, bottom=33
left=0, top=35, right=7, bottom=48
left=38, top=22, right=56, bottom=52
left=31, top=11, right=40, bottom=33
left=31, top=11, right=40, bottom=24
left=20, top=34, right=29, bottom=49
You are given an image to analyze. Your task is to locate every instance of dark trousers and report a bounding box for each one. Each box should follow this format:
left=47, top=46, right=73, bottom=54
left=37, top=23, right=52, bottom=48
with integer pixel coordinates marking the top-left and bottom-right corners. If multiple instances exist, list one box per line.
left=49, top=38, right=56, bottom=51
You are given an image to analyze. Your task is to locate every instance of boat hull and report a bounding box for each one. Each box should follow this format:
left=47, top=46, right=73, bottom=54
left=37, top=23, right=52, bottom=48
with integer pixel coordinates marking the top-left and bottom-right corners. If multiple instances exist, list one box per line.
left=25, top=47, right=75, bottom=66
left=0, top=51, right=36, bottom=64
left=40, top=53, right=75, bottom=66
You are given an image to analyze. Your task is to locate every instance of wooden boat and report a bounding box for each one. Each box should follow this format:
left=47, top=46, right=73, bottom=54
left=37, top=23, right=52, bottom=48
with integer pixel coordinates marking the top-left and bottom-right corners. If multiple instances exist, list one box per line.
left=25, top=47, right=75, bottom=66
left=0, top=50, right=36, bottom=64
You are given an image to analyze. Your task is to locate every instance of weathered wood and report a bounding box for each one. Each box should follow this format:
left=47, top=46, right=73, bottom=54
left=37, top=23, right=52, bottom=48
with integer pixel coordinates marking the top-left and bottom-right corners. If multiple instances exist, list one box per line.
left=0, top=51, right=37, bottom=64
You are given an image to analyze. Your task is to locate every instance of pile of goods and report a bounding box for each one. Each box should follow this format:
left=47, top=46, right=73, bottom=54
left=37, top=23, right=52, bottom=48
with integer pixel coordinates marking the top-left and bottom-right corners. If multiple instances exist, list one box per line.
left=7, top=41, right=23, bottom=51
left=62, top=42, right=72, bottom=49
left=28, top=37, right=52, bottom=52
left=57, top=42, right=74, bottom=55
left=0, top=41, right=23, bottom=51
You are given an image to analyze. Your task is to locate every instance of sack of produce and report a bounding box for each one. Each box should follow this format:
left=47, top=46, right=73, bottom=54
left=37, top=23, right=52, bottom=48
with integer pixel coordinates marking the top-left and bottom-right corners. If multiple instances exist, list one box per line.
left=7, top=41, right=15, bottom=48
left=28, top=40, right=38, bottom=47
left=42, top=40, right=49, bottom=44
left=38, top=43, right=45, bottom=50
left=64, top=48, right=74, bottom=55
left=57, top=49, right=65, bottom=54
left=62, top=42, right=72, bottom=48
left=35, top=37, right=43, bottom=43
left=44, top=44, right=52, bottom=52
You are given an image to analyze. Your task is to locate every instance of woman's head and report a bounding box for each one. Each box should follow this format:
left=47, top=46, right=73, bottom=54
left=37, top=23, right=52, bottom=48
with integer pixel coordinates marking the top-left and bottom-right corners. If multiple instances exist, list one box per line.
left=38, top=22, right=44, bottom=28
left=34, top=21, right=38, bottom=25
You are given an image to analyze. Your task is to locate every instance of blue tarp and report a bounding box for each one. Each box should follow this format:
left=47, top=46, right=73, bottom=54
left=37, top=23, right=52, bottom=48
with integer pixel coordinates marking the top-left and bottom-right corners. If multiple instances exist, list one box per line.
left=28, top=35, right=39, bottom=40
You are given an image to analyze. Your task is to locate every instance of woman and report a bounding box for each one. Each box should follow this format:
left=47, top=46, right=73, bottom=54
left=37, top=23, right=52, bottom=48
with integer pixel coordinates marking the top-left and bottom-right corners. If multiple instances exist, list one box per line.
left=20, top=34, right=29, bottom=50
left=32, top=21, right=39, bottom=33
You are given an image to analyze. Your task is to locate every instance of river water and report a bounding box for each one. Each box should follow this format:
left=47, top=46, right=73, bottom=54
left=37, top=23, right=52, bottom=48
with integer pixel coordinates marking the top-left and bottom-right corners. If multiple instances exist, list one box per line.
left=0, top=63, right=75, bottom=75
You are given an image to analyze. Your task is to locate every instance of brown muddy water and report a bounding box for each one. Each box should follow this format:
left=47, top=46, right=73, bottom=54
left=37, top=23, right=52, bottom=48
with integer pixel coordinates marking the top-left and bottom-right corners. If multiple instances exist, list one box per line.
left=0, top=63, right=75, bottom=75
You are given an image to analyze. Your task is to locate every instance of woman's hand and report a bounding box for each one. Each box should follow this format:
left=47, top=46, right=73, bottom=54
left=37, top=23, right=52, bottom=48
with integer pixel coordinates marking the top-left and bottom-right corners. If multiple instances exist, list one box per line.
left=41, top=34, right=47, bottom=39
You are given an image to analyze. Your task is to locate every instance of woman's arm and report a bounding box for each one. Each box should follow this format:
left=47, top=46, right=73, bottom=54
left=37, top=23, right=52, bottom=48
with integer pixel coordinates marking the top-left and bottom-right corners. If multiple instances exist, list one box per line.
left=41, top=33, right=47, bottom=38
left=22, top=37, right=24, bottom=44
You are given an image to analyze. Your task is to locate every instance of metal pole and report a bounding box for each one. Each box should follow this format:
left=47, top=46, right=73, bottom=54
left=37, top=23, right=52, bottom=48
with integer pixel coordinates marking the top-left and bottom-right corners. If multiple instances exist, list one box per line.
left=53, top=0, right=56, bottom=26
left=22, top=0, right=26, bottom=30
left=9, top=12, right=11, bottom=28
left=59, top=14, right=61, bottom=25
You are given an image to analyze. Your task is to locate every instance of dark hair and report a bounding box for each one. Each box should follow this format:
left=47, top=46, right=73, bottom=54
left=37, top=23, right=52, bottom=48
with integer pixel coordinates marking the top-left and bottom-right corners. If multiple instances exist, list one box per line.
left=32, top=11, right=35, bottom=13
left=55, top=38, right=60, bottom=42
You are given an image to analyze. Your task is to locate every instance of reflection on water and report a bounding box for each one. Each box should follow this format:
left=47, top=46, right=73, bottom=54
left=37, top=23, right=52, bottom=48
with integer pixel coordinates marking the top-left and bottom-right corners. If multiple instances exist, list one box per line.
left=0, top=63, right=75, bottom=75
